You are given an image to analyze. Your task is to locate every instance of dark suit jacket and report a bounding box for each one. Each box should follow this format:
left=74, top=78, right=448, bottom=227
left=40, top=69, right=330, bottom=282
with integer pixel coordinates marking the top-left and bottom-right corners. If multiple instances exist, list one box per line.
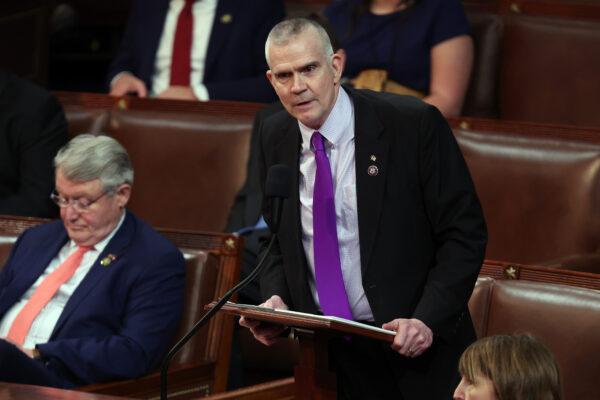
left=0, top=70, right=68, bottom=218
left=257, top=88, right=487, bottom=397
left=0, top=211, right=185, bottom=386
left=107, top=0, right=284, bottom=103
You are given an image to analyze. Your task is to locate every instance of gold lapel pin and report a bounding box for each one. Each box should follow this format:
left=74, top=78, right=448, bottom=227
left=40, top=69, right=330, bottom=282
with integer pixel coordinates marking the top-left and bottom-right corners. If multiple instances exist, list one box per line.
left=220, top=13, right=232, bottom=24
left=370, top=155, right=377, bottom=161
left=100, top=254, right=116, bottom=267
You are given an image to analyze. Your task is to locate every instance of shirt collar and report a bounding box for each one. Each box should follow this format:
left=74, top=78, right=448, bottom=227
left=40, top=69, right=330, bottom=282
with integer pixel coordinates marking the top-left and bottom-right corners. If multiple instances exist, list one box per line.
left=299, top=87, right=354, bottom=149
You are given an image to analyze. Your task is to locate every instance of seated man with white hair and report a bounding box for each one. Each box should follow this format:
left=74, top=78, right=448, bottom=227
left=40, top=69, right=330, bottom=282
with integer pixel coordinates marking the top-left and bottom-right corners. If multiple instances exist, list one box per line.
left=0, top=134, right=185, bottom=388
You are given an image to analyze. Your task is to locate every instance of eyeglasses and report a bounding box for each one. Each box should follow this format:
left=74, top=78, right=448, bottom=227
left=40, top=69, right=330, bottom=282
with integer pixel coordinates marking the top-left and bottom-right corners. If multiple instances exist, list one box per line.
left=50, top=190, right=109, bottom=213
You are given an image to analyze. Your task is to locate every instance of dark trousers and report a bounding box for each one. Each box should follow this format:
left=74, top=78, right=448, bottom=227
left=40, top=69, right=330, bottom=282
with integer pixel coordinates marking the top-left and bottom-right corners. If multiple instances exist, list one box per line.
left=329, top=335, right=405, bottom=400
left=329, top=334, right=461, bottom=400
left=0, top=339, right=68, bottom=388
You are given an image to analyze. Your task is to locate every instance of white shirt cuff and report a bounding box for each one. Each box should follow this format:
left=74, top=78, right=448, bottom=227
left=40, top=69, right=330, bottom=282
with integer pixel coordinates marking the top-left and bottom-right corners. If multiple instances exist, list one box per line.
left=191, top=83, right=209, bottom=101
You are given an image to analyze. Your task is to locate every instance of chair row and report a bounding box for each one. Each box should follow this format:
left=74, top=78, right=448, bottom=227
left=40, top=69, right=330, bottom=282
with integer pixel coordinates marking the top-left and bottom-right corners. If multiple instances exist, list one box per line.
left=56, top=93, right=600, bottom=273
left=0, top=215, right=242, bottom=399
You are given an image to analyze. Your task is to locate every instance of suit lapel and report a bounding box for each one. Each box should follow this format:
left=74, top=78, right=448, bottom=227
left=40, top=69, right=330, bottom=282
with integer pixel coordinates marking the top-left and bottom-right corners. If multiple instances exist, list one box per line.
left=0, top=224, right=68, bottom=315
left=51, top=212, right=136, bottom=337
left=204, top=0, right=238, bottom=80
left=352, top=91, right=389, bottom=274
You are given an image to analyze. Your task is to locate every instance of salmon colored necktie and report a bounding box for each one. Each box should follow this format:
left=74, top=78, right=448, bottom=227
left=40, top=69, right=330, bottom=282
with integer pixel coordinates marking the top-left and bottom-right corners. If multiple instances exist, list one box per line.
left=6, top=246, right=91, bottom=346
left=170, top=0, right=194, bottom=86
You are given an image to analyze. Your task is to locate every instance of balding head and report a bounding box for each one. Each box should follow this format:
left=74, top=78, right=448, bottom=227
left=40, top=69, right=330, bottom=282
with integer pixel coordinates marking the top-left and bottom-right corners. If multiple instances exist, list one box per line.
left=265, top=18, right=334, bottom=67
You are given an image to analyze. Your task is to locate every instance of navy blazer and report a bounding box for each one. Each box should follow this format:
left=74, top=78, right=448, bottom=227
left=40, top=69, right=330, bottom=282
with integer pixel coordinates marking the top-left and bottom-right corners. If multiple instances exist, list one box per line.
left=257, top=88, right=487, bottom=398
left=0, top=211, right=185, bottom=386
left=107, top=0, right=284, bottom=103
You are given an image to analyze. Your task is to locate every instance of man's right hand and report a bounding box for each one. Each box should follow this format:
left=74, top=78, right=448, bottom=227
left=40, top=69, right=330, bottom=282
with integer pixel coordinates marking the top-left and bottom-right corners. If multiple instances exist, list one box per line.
left=239, top=295, right=289, bottom=346
left=109, top=73, right=148, bottom=97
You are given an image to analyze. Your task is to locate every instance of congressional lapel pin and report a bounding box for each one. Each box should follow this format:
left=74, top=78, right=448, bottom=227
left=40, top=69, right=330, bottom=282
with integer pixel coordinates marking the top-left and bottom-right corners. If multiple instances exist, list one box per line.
left=100, top=254, right=116, bottom=267
left=220, top=13, right=232, bottom=24
left=368, top=165, right=379, bottom=176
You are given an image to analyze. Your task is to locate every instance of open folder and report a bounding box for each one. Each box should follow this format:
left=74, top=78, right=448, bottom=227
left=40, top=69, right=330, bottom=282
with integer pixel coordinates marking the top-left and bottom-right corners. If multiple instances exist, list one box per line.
left=209, top=301, right=396, bottom=343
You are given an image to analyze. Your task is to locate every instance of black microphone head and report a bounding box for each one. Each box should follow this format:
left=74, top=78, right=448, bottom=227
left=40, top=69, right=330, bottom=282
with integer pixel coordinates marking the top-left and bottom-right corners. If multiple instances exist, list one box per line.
left=266, top=164, right=291, bottom=199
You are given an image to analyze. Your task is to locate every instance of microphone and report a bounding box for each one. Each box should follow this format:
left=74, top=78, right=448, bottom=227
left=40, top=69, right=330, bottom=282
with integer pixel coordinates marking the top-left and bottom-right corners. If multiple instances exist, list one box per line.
left=265, top=164, right=291, bottom=234
left=160, top=164, right=291, bottom=400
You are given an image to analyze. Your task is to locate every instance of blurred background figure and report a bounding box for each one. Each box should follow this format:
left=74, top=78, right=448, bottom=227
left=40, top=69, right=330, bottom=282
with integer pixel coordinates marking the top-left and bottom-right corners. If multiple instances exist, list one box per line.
left=107, top=0, right=285, bottom=102
left=454, top=334, right=563, bottom=400
left=325, top=0, right=473, bottom=116
left=0, top=69, right=68, bottom=218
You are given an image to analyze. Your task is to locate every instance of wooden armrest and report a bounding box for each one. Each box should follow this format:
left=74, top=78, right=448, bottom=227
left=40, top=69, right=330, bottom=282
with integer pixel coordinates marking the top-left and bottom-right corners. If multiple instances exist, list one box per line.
left=79, top=361, right=216, bottom=399
left=203, top=377, right=295, bottom=400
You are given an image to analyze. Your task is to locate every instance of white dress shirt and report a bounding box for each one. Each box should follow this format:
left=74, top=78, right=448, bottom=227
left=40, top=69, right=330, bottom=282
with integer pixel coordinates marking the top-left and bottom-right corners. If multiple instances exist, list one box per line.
left=0, top=213, right=126, bottom=349
left=298, top=88, right=374, bottom=321
left=152, top=0, right=217, bottom=100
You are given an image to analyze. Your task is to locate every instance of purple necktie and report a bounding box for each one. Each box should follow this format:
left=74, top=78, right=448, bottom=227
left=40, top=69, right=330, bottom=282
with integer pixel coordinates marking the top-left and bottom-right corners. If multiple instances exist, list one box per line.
left=311, top=131, right=353, bottom=320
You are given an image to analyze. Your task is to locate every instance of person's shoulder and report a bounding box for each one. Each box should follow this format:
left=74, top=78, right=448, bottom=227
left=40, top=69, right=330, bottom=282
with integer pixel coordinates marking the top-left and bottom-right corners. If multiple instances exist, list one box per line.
left=260, top=104, right=293, bottom=132
left=325, top=0, right=355, bottom=14
left=0, top=70, right=55, bottom=107
left=126, top=212, right=183, bottom=260
left=16, top=219, right=64, bottom=243
left=354, top=88, right=431, bottom=115
left=0, top=70, right=62, bottom=123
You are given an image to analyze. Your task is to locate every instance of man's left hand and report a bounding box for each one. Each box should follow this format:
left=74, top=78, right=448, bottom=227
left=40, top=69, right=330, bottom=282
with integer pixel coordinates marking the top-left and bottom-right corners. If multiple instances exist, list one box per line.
left=382, top=318, right=433, bottom=358
left=156, top=86, right=198, bottom=101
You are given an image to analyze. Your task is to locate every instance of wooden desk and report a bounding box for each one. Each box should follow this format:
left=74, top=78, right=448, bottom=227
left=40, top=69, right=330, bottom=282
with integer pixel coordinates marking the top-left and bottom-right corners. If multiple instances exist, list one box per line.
left=0, top=382, right=133, bottom=400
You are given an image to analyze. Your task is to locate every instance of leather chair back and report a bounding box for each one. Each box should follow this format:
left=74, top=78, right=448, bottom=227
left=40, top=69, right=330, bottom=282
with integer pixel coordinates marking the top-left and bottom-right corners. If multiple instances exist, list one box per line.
left=463, top=12, right=503, bottom=118
left=104, top=109, right=252, bottom=231
left=455, top=127, right=600, bottom=265
left=470, top=278, right=600, bottom=400
left=499, top=15, right=600, bottom=126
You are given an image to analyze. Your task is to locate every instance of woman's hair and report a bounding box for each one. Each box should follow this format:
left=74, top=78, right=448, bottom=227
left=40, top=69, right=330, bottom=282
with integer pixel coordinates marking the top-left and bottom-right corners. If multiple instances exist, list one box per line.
left=458, top=334, right=563, bottom=400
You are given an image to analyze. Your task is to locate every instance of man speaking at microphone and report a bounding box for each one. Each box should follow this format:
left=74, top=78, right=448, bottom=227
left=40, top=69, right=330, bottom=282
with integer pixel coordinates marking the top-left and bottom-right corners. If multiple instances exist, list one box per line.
left=240, top=18, right=487, bottom=399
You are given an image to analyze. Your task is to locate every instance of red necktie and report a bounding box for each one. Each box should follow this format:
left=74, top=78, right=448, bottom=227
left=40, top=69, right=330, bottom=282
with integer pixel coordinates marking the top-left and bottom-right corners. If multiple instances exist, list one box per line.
left=170, top=0, right=194, bottom=86
left=6, top=246, right=92, bottom=346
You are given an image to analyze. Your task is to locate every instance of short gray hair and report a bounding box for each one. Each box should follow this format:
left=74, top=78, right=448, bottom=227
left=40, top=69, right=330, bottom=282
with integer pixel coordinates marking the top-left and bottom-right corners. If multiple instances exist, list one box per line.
left=265, top=18, right=333, bottom=66
left=54, top=134, right=134, bottom=191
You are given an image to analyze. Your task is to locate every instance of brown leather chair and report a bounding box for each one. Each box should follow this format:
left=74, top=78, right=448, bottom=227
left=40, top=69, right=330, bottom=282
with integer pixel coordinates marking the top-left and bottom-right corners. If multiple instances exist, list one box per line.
left=499, top=15, right=600, bottom=126
left=469, top=275, right=600, bottom=400
left=452, top=119, right=600, bottom=271
left=104, top=109, right=252, bottom=232
left=0, top=215, right=242, bottom=399
left=463, top=11, right=503, bottom=118
left=58, top=93, right=262, bottom=233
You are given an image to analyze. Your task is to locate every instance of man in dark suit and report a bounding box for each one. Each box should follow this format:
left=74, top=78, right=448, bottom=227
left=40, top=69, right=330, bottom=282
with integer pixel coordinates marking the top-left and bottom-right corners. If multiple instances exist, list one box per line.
left=240, top=19, right=487, bottom=399
left=0, top=69, right=69, bottom=218
left=0, top=135, right=185, bottom=388
left=107, top=0, right=285, bottom=102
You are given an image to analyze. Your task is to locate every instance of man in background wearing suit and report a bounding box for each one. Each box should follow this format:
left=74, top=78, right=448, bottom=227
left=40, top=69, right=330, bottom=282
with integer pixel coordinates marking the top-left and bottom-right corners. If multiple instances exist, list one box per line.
left=0, top=69, right=69, bottom=218
left=0, top=135, right=185, bottom=388
left=240, top=19, right=487, bottom=399
left=108, top=0, right=285, bottom=102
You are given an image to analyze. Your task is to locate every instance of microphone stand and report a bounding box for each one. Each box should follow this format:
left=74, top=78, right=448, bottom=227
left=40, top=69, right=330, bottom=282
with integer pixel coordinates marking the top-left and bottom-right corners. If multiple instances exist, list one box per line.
left=159, top=235, right=277, bottom=400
